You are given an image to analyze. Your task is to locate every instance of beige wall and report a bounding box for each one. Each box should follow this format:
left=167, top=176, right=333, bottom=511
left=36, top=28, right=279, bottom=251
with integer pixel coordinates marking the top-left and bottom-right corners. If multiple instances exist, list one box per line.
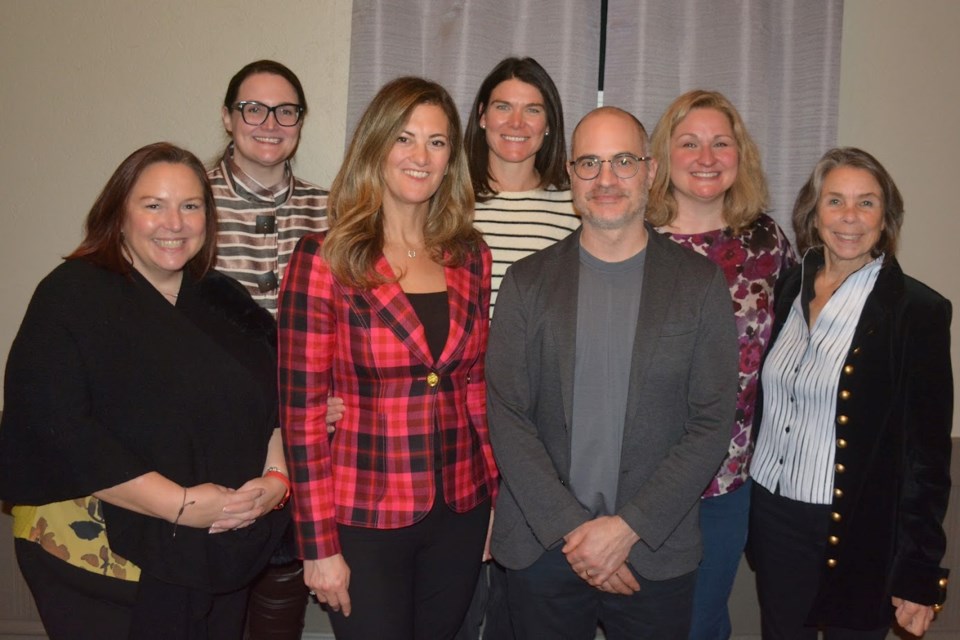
left=0, top=0, right=353, bottom=412
left=838, top=0, right=960, bottom=435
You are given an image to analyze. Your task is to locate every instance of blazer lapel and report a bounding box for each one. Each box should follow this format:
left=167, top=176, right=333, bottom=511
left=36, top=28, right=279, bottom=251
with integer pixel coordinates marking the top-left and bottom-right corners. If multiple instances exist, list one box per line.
left=550, top=233, right=581, bottom=429
left=848, top=258, right=903, bottom=348
left=439, top=248, right=481, bottom=368
left=623, top=232, right=675, bottom=436
left=354, top=254, right=434, bottom=366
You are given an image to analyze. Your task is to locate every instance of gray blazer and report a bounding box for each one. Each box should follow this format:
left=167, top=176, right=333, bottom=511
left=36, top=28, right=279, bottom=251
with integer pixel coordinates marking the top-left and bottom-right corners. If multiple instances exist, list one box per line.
left=486, top=226, right=738, bottom=580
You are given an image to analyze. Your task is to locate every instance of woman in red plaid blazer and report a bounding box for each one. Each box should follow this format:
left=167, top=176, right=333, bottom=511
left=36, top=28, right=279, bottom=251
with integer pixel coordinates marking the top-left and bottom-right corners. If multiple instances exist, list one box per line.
left=277, top=77, right=499, bottom=640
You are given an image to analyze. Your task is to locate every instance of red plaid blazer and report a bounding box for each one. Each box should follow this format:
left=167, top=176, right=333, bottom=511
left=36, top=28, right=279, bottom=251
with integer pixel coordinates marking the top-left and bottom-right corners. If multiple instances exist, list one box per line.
left=278, top=233, right=498, bottom=559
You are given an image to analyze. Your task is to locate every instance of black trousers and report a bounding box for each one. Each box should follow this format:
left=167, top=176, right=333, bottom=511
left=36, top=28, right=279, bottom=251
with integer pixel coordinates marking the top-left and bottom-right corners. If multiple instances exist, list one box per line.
left=17, top=538, right=251, bottom=640
left=749, top=483, right=889, bottom=640
left=16, top=538, right=138, bottom=640
left=327, top=495, right=490, bottom=640
left=505, top=546, right=697, bottom=640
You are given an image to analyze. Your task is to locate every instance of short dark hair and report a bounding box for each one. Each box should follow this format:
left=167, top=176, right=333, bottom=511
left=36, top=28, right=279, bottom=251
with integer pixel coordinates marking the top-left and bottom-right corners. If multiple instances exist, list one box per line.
left=793, top=147, right=904, bottom=258
left=66, top=142, right=218, bottom=277
left=223, top=59, right=308, bottom=115
left=464, top=57, right=568, bottom=200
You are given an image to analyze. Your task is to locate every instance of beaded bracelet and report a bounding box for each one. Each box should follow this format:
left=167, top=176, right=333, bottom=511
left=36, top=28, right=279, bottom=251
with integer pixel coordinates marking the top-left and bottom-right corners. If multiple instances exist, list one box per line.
left=264, top=466, right=291, bottom=510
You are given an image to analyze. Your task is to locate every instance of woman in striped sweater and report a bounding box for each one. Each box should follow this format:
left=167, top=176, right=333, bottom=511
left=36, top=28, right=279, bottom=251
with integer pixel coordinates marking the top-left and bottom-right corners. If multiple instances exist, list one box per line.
left=211, top=59, right=332, bottom=640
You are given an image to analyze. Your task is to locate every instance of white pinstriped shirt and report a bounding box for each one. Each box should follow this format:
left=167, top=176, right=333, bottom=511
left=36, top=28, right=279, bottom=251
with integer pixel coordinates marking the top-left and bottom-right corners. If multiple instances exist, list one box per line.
left=751, top=253, right=883, bottom=504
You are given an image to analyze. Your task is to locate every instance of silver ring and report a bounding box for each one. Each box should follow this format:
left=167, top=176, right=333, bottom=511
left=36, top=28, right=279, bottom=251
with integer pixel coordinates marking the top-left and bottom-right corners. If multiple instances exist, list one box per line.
left=308, top=590, right=317, bottom=596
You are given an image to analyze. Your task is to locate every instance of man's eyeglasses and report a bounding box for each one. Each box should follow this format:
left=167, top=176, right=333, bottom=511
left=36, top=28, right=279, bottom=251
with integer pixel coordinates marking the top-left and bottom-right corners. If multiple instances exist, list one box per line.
left=232, top=101, right=304, bottom=127
left=569, top=153, right=651, bottom=180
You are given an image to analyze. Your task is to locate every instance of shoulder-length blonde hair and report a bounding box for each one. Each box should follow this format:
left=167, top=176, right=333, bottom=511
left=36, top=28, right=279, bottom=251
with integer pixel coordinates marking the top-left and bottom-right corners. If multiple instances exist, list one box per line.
left=647, top=90, right=768, bottom=234
left=323, top=76, right=478, bottom=288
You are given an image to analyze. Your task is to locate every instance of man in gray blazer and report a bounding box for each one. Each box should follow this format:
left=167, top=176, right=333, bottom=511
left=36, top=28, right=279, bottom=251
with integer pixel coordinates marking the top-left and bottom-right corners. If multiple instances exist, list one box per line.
left=486, top=106, right=738, bottom=639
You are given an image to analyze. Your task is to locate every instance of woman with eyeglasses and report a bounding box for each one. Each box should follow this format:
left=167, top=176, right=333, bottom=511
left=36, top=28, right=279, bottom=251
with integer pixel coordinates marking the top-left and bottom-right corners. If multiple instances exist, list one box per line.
left=646, top=90, right=796, bottom=640
left=211, top=59, right=329, bottom=315
left=211, top=60, right=336, bottom=639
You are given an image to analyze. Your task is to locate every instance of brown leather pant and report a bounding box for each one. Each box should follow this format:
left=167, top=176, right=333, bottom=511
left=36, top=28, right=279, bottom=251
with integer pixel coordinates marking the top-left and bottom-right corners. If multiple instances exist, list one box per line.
left=245, top=561, right=309, bottom=640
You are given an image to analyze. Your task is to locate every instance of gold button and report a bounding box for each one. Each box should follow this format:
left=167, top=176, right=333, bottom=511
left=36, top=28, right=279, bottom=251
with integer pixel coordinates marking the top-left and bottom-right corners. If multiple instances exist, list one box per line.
left=933, top=603, right=944, bottom=613
left=939, top=578, right=949, bottom=588
left=837, top=438, right=848, bottom=449
left=843, top=364, right=854, bottom=375
left=426, top=372, right=439, bottom=387
left=835, top=463, right=845, bottom=474
left=852, top=347, right=861, bottom=355
left=831, top=512, right=842, bottom=522
left=828, top=535, right=839, bottom=546
left=834, top=488, right=844, bottom=499
left=839, top=389, right=851, bottom=400
left=837, top=415, right=849, bottom=426
left=827, top=558, right=837, bottom=568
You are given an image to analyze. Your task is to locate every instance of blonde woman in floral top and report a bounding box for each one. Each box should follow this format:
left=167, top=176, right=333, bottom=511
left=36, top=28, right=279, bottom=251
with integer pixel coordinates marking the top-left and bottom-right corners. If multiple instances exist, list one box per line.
left=647, top=90, right=796, bottom=640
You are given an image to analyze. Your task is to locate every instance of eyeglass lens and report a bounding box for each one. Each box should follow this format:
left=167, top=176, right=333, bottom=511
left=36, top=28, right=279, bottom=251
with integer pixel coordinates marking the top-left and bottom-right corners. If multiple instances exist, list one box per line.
left=237, top=102, right=302, bottom=127
left=573, top=154, right=642, bottom=180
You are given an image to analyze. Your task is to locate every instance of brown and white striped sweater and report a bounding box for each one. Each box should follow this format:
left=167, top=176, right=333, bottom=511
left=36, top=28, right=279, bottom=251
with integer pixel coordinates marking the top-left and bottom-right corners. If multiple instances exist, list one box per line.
left=210, top=151, right=328, bottom=316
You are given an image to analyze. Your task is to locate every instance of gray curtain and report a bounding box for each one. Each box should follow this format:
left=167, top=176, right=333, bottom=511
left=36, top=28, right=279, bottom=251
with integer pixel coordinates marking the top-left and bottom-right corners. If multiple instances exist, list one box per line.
left=346, top=0, right=600, bottom=150
left=605, top=0, right=844, bottom=237
left=347, top=0, right=844, bottom=239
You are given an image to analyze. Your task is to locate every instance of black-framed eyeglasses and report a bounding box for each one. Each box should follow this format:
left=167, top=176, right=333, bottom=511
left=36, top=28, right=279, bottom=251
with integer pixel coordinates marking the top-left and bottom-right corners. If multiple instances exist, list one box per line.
left=233, top=101, right=304, bottom=127
left=569, top=153, right=651, bottom=180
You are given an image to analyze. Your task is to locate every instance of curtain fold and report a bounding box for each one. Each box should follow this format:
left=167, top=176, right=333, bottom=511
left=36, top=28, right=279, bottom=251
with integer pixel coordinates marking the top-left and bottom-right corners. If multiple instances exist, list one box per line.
left=347, top=0, right=600, bottom=149
left=604, top=0, right=844, bottom=236
left=348, top=1, right=844, bottom=239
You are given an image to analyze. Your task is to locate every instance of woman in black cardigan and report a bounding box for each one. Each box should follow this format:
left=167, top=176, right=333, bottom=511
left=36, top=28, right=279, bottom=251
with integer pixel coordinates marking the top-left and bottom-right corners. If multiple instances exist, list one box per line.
left=749, top=147, right=952, bottom=639
left=0, top=143, right=290, bottom=639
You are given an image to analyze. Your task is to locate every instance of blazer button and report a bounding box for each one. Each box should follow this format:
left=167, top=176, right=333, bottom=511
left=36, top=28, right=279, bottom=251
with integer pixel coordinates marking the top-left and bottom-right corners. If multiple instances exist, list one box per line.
left=827, top=558, right=838, bottom=568
left=940, top=578, right=949, bottom=588
left=839, top=389, right=851, bottom=400
left=837, top=415, right=849, bottom=426
left=837, top=438, right=848, bottom=449
left=831, top=511, right=842, bottom=522
left=933, top=603, right=944, bottom=613
left=835, top=463, right=845, bottom=474
left=834, top=487, right=844, bottom=499
left=843, top=364, right=854, bottom=375
left=426, top=372, right=439, bottom=387
left=828, top=535, right=840, bottom=546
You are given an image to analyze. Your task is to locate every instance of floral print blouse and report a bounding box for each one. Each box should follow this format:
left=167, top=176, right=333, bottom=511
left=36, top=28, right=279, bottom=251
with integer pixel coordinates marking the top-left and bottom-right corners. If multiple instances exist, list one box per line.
left=657, top=213, right=797, bottom=497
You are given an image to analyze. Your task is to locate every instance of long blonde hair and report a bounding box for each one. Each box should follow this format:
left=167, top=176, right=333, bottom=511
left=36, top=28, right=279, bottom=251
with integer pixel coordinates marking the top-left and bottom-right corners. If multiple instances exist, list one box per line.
left=324, top=77, right=478, bottom=288
left=647, top=90, right=768, bottom=234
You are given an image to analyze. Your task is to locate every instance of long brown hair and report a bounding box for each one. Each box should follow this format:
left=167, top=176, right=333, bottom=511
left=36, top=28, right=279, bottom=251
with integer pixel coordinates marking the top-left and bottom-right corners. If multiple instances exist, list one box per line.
left=323, top=76, right=479, bottom=288
left=66, top=142, right=218, bottom=277
left=647, top=90, right=768, bottom=234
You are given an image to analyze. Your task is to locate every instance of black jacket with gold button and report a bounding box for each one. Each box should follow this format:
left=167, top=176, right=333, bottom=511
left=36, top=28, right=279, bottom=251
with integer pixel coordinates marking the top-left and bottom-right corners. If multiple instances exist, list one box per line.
left=755, top=253, right=952, bottom=629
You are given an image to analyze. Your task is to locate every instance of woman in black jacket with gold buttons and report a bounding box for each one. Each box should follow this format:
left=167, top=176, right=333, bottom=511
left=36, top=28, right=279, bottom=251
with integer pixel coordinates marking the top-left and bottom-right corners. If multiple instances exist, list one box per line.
left=749, top=147, right=951, bottom=639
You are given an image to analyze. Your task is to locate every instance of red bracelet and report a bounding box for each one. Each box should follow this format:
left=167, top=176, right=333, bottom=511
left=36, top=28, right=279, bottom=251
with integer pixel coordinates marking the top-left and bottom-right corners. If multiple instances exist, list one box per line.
left=264, top=468, right=291, bottom=510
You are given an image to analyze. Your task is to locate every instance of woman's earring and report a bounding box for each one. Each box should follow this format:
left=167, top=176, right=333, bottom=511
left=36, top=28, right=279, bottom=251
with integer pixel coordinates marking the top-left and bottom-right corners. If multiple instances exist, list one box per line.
left=545, top=129, right=550, bottom=136
left=480, top=124, right=486, bottom=129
